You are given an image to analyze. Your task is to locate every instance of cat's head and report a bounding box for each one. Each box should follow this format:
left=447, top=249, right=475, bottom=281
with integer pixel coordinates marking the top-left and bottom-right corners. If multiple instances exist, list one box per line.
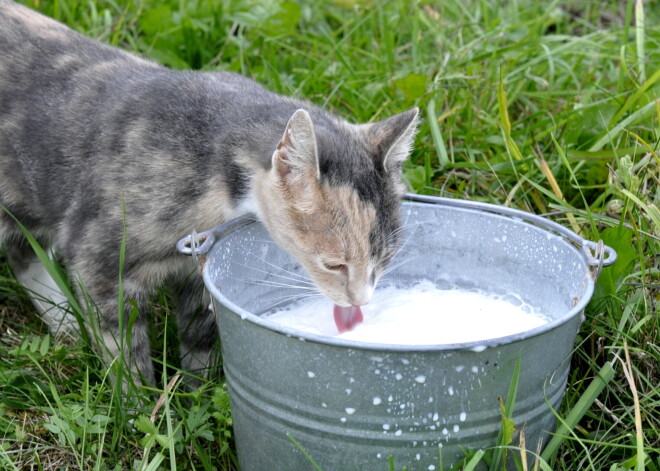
left=256, top=107, right=419, bottom=308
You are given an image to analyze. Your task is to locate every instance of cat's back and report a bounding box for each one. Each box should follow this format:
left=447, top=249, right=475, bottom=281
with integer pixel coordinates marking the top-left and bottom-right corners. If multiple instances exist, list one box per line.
left=0, top=0, right=75, bottom=46
left=0, top=0, right=288, bottom=136
left=0, top=0, right=156, bottom=68
left=0, top=1, right=334, bottom=218
left=0, top=0, right=161, bottom=100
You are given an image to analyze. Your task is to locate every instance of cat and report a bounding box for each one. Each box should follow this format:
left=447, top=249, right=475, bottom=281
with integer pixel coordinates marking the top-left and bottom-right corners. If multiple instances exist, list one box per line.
left=0, top=0, right=419, bottom=385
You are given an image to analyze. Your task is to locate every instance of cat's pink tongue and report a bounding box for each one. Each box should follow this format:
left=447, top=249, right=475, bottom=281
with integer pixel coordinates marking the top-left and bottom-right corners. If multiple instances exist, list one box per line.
left=333, top=305, right=364, bottom=333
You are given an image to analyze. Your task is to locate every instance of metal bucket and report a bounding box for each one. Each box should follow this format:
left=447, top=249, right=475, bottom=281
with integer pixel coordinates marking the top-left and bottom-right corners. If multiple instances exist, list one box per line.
left=177, top=195, right=616, bottom=470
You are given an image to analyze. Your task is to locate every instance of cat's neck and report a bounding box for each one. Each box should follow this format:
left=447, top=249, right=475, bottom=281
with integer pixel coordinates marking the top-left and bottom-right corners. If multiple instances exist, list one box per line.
left=231, top=185, right=262, bottom=220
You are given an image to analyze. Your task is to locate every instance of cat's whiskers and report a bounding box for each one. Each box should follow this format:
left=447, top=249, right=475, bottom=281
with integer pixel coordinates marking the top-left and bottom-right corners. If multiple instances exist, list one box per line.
left=256, top=256, right=313, bottom=283
left=380, top=254, right=426, bottom=278
left=384, top=205, right=414, bottom=243
left=378, top=223, right=424, bottom=279
left=385, top=220, right=423, bottom=246
left=385, top=222, right=420, bottom=259
left=252, top=238, right=280, bottom=245
left=242, top=278, right=318, bottom=291
left=233, top=266, right=315, bottom=289
left=266, top=291, right=324, bottom=306
left=243, top=256, right=314, bottom=285
left=238, top=285, right=322, bottom=312
left=233, top=257, right=325, bottom=307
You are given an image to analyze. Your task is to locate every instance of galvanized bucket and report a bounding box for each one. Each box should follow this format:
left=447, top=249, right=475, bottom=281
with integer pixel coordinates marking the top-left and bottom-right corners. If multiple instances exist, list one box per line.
left=177, top=194, right=616, bottom=470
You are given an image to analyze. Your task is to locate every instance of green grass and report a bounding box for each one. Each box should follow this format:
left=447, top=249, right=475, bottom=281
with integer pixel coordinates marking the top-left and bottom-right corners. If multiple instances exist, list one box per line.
left=1, top=0, right=659, bottom=469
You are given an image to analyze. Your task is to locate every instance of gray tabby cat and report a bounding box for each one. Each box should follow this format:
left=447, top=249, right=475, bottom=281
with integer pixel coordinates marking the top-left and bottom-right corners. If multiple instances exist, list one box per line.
left=0, top=0, right=419, bottom=384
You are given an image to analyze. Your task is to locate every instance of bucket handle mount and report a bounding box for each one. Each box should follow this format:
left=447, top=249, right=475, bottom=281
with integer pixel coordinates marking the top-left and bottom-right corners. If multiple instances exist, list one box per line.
left=176, top=216, right=254, bottom=271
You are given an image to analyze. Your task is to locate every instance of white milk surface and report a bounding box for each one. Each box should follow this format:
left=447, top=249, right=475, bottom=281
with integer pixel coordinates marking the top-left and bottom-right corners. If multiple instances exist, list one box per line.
left=265, top=280, right=548, bottom=345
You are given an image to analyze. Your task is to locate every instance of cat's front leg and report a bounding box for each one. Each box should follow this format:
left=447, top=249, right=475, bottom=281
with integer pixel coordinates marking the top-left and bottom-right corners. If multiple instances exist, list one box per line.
left=172, top=274, right=219, bottom=383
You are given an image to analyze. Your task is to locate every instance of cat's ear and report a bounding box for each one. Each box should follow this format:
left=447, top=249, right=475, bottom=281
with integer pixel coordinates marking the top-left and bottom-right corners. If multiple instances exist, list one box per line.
left=362, top=107, right=419, bottom=174
left=272, top=109, right=321, bottom=182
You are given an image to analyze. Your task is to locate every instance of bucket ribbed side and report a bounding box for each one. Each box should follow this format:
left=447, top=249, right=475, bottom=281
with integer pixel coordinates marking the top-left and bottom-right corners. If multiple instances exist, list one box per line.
left=225, top=356, right=568, bottom=470
left=215, top=298, right=580, bottom=471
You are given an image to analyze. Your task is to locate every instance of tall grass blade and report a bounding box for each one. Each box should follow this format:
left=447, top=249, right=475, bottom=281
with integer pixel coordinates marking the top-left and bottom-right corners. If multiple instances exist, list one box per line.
left=161, top=335, right=178, bottom=471
left=0, top=450, right=20, bottom=471
left=143, top=452, right=166, bottom=471
left=620, top=189, right=660, bottom=232
left=590, top=100, right=657, bottom=152
left=537, top=153, right=581, bottom=235
left=608, top=68, right=660, bottom=129
left=1, top=205, right=83, bottom=315
left=620, top=341, right=646, bottom=471
left=427, top=99, right=450, bottom=169
left=626, top=130, right=660, bottom=166
left=497, top=68, right=511, bottom=137
left=635, top=0, right=646, bottom=84
left=497, top=68, right=526, bottom=172
left=287, top=434, right=324, bottom=471
left=114, top=199, right=128, bottom=392
left=540, top=361, right=616, bottom=463
left=490, top=354, right=522, bottom=471
left=549, top=134, right=591, bottom=234
left=464, top=449, right=486, bottom=471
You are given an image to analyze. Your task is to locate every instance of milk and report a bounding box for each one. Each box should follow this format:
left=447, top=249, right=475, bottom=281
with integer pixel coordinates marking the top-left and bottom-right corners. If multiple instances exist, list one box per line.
left=265, top=280, right=548, bottom=345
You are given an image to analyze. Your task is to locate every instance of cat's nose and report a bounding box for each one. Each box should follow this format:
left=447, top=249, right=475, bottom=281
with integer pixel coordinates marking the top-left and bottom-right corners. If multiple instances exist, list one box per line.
left=350, top=284, right=374, bottom=306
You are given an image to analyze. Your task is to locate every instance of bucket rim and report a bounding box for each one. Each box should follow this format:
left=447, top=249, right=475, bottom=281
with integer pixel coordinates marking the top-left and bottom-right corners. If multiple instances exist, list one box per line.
left=202, top=198, right=595, bottom=352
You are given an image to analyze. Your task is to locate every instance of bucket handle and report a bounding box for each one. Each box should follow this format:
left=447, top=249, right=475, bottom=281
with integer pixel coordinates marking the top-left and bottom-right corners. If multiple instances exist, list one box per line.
left=403, top=193, right=617, bottom=273
left=176, top=196, right=617, bottom=276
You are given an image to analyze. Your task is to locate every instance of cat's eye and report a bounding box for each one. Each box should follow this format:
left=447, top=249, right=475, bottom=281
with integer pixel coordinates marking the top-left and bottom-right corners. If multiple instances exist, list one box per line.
left=323, top=262, right=347, bottom=273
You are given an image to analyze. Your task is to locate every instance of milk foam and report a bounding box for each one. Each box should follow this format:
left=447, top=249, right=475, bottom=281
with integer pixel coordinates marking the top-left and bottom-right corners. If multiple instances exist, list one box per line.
left=265, top=280, right=548, bottom=345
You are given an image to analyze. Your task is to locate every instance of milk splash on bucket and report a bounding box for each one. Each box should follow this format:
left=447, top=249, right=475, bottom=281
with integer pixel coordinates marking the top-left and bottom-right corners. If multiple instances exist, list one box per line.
left=266, top=280, right=548, bottom=345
